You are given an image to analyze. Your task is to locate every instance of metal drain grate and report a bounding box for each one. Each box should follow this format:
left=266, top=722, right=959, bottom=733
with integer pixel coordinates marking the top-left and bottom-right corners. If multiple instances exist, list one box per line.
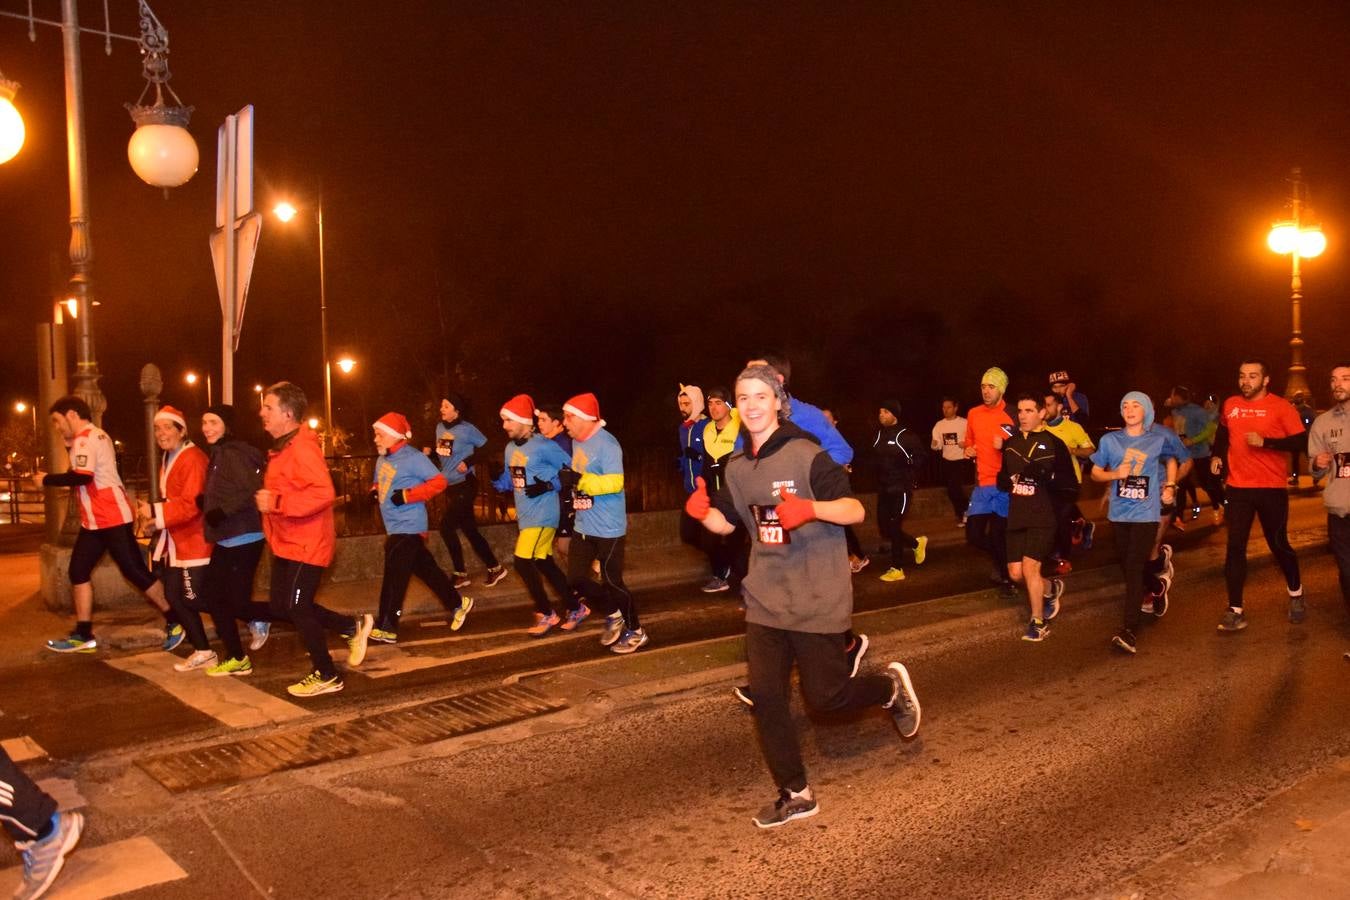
left=137, top=684, right=566, bottom=792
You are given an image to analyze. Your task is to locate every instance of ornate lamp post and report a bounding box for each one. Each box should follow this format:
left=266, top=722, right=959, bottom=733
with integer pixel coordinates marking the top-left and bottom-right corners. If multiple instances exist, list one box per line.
left=1266, top=167, right=1327, bottom=401
left=0, top=0, right=198, bottom=423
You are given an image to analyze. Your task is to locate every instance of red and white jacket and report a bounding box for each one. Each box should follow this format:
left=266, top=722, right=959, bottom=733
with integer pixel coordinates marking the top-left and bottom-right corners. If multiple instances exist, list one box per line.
left=152, top=441, right=212, bottom=568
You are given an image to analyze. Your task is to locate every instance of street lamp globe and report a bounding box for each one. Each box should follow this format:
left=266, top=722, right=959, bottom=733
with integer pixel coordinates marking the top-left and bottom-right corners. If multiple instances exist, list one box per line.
left=1267, top=222, right=1300, bottom=255
left=0, top=80, right=23, bottom=165
left=1297, top=228, right=1326, bottom=258
left=127, top=119, right=198, bottom=188
left=273, top=202, right=298, bottom=223
left=336, top=357, right=356, bottom=375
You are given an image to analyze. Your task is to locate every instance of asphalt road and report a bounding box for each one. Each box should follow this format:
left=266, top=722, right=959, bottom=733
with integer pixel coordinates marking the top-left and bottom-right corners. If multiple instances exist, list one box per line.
left=3, top=500, right=1349, bottom=898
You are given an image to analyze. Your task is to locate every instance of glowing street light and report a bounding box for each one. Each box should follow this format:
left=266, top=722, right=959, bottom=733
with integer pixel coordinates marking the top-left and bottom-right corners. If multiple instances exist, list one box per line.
left=184, top=370, right=213, bottom=405
left=0, top=75, right=24, bottom=164
left=272, top=196, right=338, bottom=450
left=1266, top=167, right=1328, bottom=401
left=335, top=356, right=356, bottom=375
left=307, top=417, right=320, bottom=431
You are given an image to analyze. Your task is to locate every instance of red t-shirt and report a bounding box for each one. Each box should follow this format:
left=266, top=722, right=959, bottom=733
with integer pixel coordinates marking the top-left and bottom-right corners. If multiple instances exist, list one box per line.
left=965, top=401, right=1013, bottom=487
left=1220, top=393, right=1305, bottom=488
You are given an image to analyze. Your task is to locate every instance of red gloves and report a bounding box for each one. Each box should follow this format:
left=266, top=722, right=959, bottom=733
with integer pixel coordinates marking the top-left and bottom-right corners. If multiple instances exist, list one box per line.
left=685, top=476, right=711, bottom=521
left=776, top=488, right=816, bottom=531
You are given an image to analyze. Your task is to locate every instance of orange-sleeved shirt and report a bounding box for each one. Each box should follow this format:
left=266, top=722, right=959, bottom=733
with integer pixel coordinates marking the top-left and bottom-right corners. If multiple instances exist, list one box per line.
left=965, top=400, right=1014, bottom=487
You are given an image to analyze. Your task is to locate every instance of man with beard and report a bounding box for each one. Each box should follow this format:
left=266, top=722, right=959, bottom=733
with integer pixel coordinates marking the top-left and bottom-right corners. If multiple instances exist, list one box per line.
left=1212, top=360, right=1307, bottom=632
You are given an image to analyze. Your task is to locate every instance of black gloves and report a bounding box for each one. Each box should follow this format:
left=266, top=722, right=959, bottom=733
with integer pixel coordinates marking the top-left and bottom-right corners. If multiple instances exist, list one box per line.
left=390, top=490, right=407, bottom=507
left=683, top=446, right=702, bottom=460
left=558, top=469, right=580, bottom=489
left=524, top=477, right=554, bottom=498
left=205, top=508, right=226, bottom=527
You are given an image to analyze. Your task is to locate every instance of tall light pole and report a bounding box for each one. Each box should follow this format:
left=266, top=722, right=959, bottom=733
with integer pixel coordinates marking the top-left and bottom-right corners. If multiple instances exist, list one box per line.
left=0, top=1, right=199, bottom=425
left=1267, top=167, right=1327, bottom=401
left=184, top=370, right=212, bottom=405
left=273, top=197, right=332, bottom=451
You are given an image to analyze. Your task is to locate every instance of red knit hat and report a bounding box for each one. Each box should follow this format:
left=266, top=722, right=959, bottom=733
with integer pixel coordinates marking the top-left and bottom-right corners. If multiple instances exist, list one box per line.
left=373, top=412, right=412, bottom=442
left=500, top=394, right=535, bottom=426
left=563, top=393, right=601, bottom=422
left=153, top=405, right=186, bottom=430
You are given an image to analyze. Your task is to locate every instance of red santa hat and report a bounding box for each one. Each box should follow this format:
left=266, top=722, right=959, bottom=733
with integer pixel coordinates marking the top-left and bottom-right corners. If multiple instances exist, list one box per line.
left=153, top=405, right=187, bottom=430
left=563, top=393, right=601, bottom=422
left=373, top=412, right=412, bottom=442
left=500, top=394, right=535, bottom=426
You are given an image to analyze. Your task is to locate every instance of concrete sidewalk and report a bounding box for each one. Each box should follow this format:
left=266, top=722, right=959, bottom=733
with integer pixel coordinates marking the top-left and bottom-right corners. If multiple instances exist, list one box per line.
left=1106, top=753, right=1350, bottom=899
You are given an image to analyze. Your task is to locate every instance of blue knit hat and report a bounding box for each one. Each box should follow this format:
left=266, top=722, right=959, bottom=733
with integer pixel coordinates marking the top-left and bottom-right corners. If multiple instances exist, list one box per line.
left=1120, top=391, right=1155, bottom=428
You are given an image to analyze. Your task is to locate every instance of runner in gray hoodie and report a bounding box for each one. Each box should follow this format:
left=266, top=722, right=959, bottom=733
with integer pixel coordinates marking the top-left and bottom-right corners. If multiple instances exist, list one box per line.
left=685, top=364, right=920, bottom=829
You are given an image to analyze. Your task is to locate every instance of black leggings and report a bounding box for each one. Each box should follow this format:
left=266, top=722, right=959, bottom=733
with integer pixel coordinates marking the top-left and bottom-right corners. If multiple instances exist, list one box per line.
left=438, top=475, right=499, bottom=572
left=966, top=513, right=1008, bottom=575
left=567, top=533, right=637, bottom=629
left=515, top=555, right=571, bottom=616
left=69, top=523, right=157, bottom=590
left=0, top=748, right=57, bottom=841
left=878, top=491, right=919, bottom=569
left=378, top=533, right=460, bottom=631
left=1113, top=522, right=1165, bottom=633
left=268, top=557, right=352, bottom=680
left=939, top=457, right=971, bottom=520
left=1194, top=461, right=1225, bottom=509
left=160, top=564, right=211, bottom=651
left=1224, top=487, right=1301, bottom=608
left=204, top=539, right=270, bottom=661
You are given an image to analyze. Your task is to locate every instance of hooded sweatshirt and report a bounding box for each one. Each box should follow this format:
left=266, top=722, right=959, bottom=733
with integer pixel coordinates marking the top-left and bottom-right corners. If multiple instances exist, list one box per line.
left=677, top=385, right=708, bottom=494
left=712, top=421, right=855, bottom=634
left=1089, top=392, right=1187, bottom=524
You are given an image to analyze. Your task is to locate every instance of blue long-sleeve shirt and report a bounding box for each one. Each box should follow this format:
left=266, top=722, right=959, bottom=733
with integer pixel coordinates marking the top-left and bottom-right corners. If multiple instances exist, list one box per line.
left=786, top=396, right=853, bottom=466
left=572, top=427, right=626, bottom=538
left=375, top=444, right=443, bottom=534
left=434, top=419, right=486, bottom=486
left=492, top=434, right=572, bottom=529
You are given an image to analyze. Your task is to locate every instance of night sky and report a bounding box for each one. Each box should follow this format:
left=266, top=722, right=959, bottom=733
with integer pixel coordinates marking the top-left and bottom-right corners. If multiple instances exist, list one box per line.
left=3, top=1, right=1350, bottom=456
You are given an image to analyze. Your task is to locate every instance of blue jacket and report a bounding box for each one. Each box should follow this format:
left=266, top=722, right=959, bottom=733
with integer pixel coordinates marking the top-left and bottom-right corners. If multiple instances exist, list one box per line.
left=434, top=418, right=486, bottom=486
left=787, top=396, right=853, bottom=466
left=572, top=427, right=626, bottom=538
left=677, top=416, right=707, bottom=494
left=375, top=443, right=446, bottom=534
left=492, top=434, right=572, bottom=529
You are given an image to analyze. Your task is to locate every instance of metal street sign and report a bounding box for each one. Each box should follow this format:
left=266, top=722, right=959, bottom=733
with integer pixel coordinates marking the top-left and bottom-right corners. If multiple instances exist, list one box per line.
left=209, top=212, right=262, bottom=349
left=212, top=105, right=257, bottom=401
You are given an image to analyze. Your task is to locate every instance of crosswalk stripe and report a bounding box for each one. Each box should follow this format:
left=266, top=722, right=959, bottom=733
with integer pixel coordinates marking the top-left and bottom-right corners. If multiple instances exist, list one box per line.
left=0, top=736, right=47, bottom=763
left=0, top=835, right=187, bottom=898
left=105, top=653, right=311, bottom=729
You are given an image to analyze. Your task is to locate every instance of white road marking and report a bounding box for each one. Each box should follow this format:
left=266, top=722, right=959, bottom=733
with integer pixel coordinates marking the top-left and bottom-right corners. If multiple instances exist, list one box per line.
left=0, top=836, right=187, bottom=899
left=0, top=736, right=46, bottom=762
left=105, top=653, right=310, bottom=728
